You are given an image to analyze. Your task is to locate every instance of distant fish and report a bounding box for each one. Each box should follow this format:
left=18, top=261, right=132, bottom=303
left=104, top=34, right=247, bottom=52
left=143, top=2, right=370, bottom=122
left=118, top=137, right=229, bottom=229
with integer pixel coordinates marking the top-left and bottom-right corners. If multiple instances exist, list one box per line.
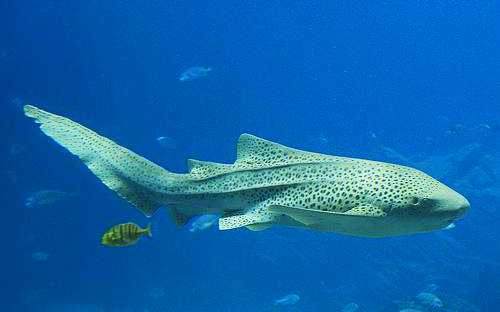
left=342, top=302, right=359, bottom=312
left=367, top=131, right=377, bottom=139
left=378, top=145, right=410, bottom=164
left=149, top=287, right=166, bottom=299
left=399, top=309, right=424, bottom=312
left=189, top=214, right=218, bottom=232
left=416, top=292, right=443, bottom=309
left=156, top=136, right=177, bottom=150
left=32, top=251, right=49, bottom=261
left=446, top=123, right=464, bottom=135
left=101, top=222, right=152, bottom=247
left=9, top=143, right=27, bottom=155
left=25, top=190, right=78, bottom=207
left=442, top=222, right=456, bottom=230
left=475, top=122, right=500, bottom=133
left=274, top=294, right=300, bottom=306
left=179, top=66, right=213, bottom=82
left=422, top=283, right=439, bottom=292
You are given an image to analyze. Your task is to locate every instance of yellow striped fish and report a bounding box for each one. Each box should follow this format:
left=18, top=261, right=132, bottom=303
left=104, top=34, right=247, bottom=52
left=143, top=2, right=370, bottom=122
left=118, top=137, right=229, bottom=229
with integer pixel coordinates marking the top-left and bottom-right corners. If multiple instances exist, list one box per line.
left=101, top=222, right=152, bottom=247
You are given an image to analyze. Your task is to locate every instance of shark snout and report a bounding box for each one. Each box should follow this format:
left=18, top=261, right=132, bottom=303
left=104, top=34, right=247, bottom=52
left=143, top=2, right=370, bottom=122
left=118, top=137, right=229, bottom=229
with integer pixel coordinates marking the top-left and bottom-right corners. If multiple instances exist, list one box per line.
left=432, top=189, right=470, bottom=220
left=452, top=194, right=470, bottom=219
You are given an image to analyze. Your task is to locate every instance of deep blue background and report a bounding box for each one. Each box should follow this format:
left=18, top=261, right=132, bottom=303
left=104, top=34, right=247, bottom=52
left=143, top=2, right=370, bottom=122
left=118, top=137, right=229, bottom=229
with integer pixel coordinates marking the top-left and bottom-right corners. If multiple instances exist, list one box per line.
left=1, top=1, right=499, bottom=311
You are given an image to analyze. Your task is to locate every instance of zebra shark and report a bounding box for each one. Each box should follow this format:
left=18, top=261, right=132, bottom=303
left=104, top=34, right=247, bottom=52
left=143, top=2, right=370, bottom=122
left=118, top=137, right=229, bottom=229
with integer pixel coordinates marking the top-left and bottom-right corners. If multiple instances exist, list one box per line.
left=24, top=105, right=469, bottom=237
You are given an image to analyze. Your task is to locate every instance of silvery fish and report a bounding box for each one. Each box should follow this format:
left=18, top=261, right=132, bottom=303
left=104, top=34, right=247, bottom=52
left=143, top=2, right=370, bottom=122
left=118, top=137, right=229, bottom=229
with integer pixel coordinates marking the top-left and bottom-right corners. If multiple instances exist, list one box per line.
left=25, top=190, right=77, bottom=207
left=189, top=214, right=218, bottom=232
left=179, top=66, right=213, bottom=82
left=156, top=136, right=177, bottom=150
left=24, top=105, right=470, bottom=238
left=274, top=294, right=300, bottom=306
left=342, top=302, right=359, bottom=312
left=32, top=251, right=49, bottom=261
left=9, top=143, right=27, bottom=155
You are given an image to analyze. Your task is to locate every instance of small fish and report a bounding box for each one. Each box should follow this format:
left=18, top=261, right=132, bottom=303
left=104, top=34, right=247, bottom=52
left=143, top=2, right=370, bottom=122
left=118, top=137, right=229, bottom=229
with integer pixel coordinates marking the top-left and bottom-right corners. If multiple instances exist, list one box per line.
left=446, top=123, right=464, bottom=135
left=25, top=190, right=77, bottom=207
left=179, top=66, right=213, bottom=82
left=156, top=136, right=177, bottom=150
left=32, top=251, right=49, bottom=261
left=9, top=143, right=27, bottom=155
left=149, top=287, right=166, bottom=299
left=416, top=292, right=443, bottom=309
left=101, top=222, right=152, bottom=247
left=442, top=222, right=456, bottom=230
left=274, top=293, right=300, bottom=306
left=476, top=122, right=500, bottom=133
left=422, top=283, right=439, bottom=292
left=189, top=214, right=218, bottom=232
left=342, top=302, right=359, bottom=312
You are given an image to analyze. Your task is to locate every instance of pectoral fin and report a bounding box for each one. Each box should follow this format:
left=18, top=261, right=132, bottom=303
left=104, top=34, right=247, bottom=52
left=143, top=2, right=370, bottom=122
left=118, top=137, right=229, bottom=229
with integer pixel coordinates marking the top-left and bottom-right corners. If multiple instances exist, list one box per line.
left=219, top=204, right=276, bottom=231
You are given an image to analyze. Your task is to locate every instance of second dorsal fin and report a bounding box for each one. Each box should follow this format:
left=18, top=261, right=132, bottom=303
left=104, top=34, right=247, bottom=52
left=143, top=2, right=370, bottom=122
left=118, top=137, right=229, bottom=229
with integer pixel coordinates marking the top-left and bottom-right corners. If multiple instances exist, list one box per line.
left=187, top=159, right=234, bottom=179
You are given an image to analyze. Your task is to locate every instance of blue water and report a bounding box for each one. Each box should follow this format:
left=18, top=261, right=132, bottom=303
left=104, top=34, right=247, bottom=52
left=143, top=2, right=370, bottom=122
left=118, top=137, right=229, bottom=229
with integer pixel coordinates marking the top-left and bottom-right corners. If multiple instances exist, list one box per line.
left=2, top=1, right=500, bottom=311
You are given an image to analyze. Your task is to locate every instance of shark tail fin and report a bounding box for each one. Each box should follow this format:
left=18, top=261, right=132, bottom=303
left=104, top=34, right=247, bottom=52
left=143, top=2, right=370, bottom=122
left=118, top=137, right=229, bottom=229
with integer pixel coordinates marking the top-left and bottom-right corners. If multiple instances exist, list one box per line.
left=24, top=105, right=176, bottom=217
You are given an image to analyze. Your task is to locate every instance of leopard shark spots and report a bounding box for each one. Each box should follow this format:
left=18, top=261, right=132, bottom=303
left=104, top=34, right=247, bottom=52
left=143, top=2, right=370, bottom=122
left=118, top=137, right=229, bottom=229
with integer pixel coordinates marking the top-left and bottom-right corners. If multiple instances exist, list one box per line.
left=24, top=105, right=470, bottom=237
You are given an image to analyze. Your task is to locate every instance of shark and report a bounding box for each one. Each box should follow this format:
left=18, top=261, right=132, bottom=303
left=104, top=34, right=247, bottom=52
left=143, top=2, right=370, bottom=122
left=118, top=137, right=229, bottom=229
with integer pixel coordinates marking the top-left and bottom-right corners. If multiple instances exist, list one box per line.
left=24, top=105, right=470, bottom=237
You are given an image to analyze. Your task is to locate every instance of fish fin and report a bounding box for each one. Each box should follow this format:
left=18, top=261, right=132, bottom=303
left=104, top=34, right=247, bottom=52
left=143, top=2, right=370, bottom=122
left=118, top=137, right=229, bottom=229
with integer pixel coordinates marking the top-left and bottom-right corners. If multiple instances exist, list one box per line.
left=219, top=205, right=276, bottom=230
left=24, top=105, right=176, bottom=217
left=246, top=223, right=273, bottom=231
left=145, top=221, right=152, bottom=237
left=187, top=159, right=234, bottom=179
left=235, top=134, right=345, bottom=167
left=219, top=214, right=257, bottom=230
left=168, top=205, right=192, bottom=226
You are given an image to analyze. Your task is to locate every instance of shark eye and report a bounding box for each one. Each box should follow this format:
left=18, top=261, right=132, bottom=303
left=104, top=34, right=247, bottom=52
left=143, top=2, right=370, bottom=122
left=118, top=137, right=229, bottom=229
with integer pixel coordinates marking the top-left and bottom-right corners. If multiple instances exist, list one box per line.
left=410, top=196, right=432, bottom=206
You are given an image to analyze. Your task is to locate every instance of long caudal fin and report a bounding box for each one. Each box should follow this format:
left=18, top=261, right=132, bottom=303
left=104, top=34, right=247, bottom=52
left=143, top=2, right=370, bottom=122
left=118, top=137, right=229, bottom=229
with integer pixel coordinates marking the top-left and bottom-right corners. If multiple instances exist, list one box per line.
left=24, top=105, right=175, bottom=217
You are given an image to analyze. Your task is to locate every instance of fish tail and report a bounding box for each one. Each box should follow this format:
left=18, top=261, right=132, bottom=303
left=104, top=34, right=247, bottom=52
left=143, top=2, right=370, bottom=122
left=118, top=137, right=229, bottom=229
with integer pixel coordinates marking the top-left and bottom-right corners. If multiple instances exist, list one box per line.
left=24, top=105, right=179, bottom=217
left=145, top=221, right=152, bottom=237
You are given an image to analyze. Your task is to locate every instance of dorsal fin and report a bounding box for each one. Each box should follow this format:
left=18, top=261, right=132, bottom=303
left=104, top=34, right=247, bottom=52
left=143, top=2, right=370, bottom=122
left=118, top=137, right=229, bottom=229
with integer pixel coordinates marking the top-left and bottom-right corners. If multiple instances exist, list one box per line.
left=235, top=133, right=345, bottom=167
left=187, top=158, right=234, bottom=179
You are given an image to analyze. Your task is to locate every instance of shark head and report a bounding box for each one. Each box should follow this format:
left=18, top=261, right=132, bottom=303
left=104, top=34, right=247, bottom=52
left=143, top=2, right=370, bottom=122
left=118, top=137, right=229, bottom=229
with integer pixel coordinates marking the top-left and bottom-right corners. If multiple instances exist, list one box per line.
left=391, top=181, right=469, bottom=232
left=354, top=166, right=471, bottom=236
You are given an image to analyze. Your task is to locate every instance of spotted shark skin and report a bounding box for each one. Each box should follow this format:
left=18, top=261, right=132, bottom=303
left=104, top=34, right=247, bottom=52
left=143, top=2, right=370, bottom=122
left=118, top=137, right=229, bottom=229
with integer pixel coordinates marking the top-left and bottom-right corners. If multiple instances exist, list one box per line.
left=24, top=105, right=470, bottom=237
